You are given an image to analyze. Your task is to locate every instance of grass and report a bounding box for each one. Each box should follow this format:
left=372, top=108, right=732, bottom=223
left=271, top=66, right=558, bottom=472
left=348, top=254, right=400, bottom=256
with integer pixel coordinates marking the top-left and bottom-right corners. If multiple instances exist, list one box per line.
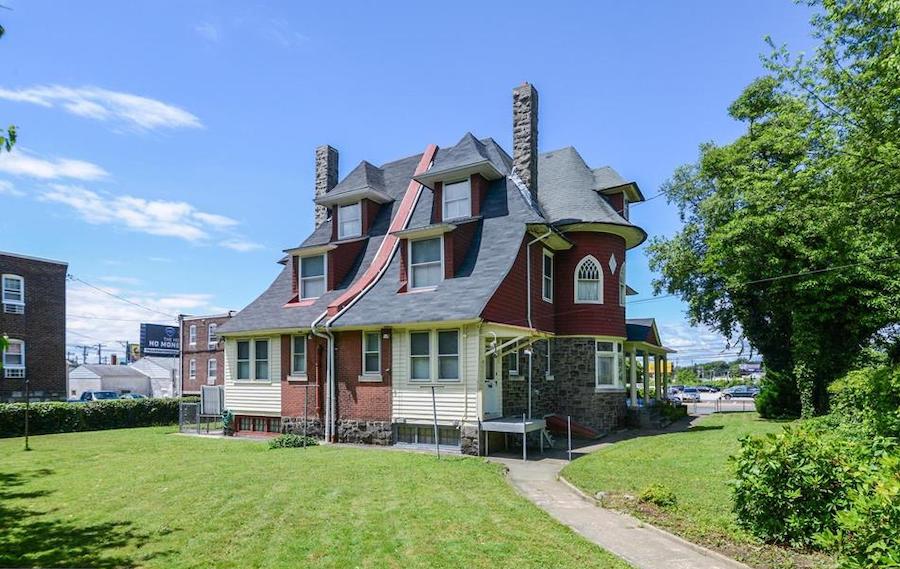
left=0, top=427, right=631, bottom=569
left=562, top=413, right=834, bottom=569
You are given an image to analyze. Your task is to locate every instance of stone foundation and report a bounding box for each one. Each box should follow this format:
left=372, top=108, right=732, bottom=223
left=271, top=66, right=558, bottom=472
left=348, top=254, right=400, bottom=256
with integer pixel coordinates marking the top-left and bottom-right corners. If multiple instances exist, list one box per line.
left=336, top=420, right=392, bottom=445
left=281, top=417, right=324, bottom=438
left=460, top=424, right=480, bottom=456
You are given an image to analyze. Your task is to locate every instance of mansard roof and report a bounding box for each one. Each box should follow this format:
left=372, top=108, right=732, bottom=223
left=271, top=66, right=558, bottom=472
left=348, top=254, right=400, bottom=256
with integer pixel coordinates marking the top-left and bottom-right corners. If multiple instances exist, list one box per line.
left=414, top=132, right=507, bottom=189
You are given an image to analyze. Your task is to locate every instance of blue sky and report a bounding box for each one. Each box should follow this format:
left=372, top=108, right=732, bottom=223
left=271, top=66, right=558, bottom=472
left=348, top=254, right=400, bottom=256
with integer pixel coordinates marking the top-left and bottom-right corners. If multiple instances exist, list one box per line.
left=0, top=1, right=816, bottom=363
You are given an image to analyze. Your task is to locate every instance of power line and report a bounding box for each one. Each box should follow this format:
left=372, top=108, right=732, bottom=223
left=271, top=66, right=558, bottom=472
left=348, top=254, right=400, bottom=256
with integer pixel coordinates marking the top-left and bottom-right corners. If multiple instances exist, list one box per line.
left=69, top=313, right=149, bottom=323
left=67, top=274, right=178, bottom=320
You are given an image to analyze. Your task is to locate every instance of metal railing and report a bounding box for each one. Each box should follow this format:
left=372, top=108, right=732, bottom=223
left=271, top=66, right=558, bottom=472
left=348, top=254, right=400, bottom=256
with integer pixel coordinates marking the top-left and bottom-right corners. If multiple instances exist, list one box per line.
left=685, top=397, right=757, bottom=415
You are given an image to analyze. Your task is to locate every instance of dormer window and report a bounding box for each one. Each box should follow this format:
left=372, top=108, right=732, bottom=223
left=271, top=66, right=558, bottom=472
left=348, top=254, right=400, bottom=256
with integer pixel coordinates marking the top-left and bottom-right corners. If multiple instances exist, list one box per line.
left=409, top=237, right=443, bottom=290
left=442, top=179, right=471, bottom=221
left=338, top=202, right=361, bottom=239
left=300, top=254, right=326, bottom=299
left=622, top=198, right=630, bottom=220
left=2, top=274, right=24, bottom=314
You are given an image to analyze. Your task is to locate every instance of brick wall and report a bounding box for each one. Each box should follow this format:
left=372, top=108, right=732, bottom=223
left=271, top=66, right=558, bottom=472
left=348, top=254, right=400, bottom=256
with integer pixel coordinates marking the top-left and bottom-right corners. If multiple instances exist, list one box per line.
left=180, top=314, right=230, bottom=394
left=334, top=330, right=391, bottom=421
left=0, top=253, right=67, bottom=401
left=281, top=334, right=325, bottom=418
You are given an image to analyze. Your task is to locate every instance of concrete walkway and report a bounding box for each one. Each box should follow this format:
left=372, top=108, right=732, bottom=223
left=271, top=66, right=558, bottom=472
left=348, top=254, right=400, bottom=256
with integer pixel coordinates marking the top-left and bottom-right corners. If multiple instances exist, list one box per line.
left=490, top=439, right=748, bottom=569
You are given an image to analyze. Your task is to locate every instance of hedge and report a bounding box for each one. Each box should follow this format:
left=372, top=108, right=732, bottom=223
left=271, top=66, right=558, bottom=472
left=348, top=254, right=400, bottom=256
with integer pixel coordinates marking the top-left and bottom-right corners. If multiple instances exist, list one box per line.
left=0, top=397, right=195, bottom=438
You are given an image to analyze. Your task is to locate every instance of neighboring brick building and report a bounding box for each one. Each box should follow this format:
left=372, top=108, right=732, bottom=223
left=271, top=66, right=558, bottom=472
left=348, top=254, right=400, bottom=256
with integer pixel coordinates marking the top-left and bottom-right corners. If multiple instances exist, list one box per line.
left=180, top=312, right=234, bottom=395
left=0, top=251, right=68, bottom=402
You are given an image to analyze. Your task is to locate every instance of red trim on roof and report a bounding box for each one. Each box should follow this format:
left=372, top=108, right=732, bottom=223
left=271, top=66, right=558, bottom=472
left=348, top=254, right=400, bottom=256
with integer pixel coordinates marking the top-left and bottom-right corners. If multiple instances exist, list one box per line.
left=326, top=144, right=438, bottom=317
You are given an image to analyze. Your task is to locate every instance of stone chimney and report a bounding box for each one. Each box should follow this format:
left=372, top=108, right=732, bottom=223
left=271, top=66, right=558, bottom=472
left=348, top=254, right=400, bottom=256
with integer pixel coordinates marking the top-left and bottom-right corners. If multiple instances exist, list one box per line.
left=512, top=82, right=539, bottom=203
left=314, top=145, right=338, bottom=228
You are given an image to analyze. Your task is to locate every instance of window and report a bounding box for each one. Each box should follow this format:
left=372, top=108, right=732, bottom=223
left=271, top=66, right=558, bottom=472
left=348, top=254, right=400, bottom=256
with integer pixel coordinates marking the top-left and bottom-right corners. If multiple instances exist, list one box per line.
left=623, top=199, right=630, bottom=220
left=189, top=325, right=197, bottom=346
left=236, top=340, right=250, bottom=380
left=409, top=237, right=442, bottom=289
left=338, top=202, right=361, bottom=239
left=254, top=340, right=269, bottom=381
left=189, top=358, right=197, bottom=379
left=542, top=250, right=554, bottom=302
left=292, top=335, right=307, bottom=375
left=442, top=179, right=471, bottom=220
left=2, top=275, right=24, bottom=313
left=410, top=331, right=431, bottom=381
left=2, top=339, right=24, bottom=378
left=575, top=256, right=602, bottom=303
left=437, top=330, right=459, bottom=381
left=207, top=359, right=217, bottom=384
left=507, top=349, right=520, bottom=377
left=300, top=255, right=326, bottom=299
left=208, top=323, right=218, bottom=348
left=363, top=332, right=381, bottom=375
left=595, top=340, right=624, bottom=389
left=619, top=262, right=627, bottom=307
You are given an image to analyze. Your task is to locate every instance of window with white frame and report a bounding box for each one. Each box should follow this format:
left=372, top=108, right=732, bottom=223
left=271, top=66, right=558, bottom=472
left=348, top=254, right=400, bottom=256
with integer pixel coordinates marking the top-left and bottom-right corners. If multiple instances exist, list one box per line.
left=619, top=262, right=626, bottom=307
left=2, top=274, right=24, bottom=313
left=409, top=330, right=460, bottom=382
left=409, top=237, right=442, bottom=290
left=2, top=339, right=24, bottom=378
left=189, top=324, right=197, bottom=346
left=300, top=255, right=326, bottom=299
left=442, top=179, right=471, bottom=220
left=507, top=349, right=520, bottom=377
left=575, top=256, right=602, bottom=303
left=542, top=250, right=554, bottom=302
left=254, top=339, right=269, bottom=380
left=208, top=323, right=218, bottom=348
left=189, top=358, right=197, bottom=379
left=292, top=335, right=306, bottom=376
left=595, top=340, right=624, bottom=389
left=236, top=340, right=251, bottom=380
left=363, top=331, right=381, bottom=375
left=338, top=202, right=362, bottom=239
left=207, top=359, right=217, bottom=384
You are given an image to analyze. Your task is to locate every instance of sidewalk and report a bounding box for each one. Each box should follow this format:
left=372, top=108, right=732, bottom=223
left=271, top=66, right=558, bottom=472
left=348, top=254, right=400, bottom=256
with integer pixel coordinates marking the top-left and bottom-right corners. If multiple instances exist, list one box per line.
left=490, top=442, right=749, bottom=569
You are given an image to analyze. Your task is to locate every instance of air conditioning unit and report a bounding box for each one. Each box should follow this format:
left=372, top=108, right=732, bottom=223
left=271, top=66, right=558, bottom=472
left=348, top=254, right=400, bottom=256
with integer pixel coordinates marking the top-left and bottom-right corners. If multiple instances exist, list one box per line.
left=3, top=303, right=24, bottom=314
left=4, top=368, right=25, bottom=379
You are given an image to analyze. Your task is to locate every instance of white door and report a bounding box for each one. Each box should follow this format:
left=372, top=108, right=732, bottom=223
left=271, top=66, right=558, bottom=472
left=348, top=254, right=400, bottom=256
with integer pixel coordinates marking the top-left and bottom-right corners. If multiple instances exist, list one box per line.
left=483, top=352, right=502, bottom=418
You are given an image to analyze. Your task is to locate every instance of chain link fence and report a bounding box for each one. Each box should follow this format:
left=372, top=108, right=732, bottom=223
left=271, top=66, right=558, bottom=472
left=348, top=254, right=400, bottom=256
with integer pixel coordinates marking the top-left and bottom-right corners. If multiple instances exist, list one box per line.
left=179, top=386, right=225, bottom=435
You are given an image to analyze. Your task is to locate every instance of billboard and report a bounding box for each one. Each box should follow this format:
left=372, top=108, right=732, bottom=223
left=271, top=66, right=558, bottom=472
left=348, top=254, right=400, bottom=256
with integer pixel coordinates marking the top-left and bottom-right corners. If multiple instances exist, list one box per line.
left=140, top=323, right=180, bottom=357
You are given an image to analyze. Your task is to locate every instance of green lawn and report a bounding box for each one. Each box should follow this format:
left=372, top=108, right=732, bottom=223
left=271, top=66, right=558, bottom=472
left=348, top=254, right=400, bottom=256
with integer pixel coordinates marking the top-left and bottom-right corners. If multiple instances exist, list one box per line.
left=562, top=413, right=833, bottom=569
left=0, top=427, right=630, bottom=569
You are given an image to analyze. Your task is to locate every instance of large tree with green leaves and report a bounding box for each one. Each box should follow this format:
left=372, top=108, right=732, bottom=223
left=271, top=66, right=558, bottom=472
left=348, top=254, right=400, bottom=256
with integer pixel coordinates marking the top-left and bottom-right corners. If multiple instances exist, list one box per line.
left=647, top=0, right=900, bottom=418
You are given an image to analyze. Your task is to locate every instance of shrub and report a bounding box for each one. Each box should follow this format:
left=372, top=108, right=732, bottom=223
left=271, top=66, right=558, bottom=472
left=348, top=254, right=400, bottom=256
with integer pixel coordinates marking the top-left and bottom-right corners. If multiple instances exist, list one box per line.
left=756, top=369, right=801, bottom=419
left=0, top=398, right=188, bottom=438
left=829, top=366, right=900, bottom=439
left=817, top=454, right=900, bottom=568
left=268, top=433, right=318, bottom=449
left=659, top=401, right=687, bottom=423
left=638, top=483, right=677, bottom=508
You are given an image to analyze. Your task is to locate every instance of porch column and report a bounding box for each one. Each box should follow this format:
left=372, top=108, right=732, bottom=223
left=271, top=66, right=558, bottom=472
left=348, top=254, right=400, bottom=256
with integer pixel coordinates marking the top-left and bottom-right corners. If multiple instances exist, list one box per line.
left=629, top=350, right=637, bottom=407
left=642, top=351, right=650, bottom=405
left=662, top=356, right=669, bottom=400
left=654, top=353, right=662, bottom=400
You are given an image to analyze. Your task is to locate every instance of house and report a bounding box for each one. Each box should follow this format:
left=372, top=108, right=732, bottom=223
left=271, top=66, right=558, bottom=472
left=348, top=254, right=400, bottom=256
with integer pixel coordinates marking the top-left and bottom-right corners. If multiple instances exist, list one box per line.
left=1, top=251, right=68, bottom=402
left=217, top=83, right=674, bottom=454
left=179, top=312, right=233, bottom=395
left=68, top=364, right=151, bottom=399
left=129, top=356, right=179, bottom=398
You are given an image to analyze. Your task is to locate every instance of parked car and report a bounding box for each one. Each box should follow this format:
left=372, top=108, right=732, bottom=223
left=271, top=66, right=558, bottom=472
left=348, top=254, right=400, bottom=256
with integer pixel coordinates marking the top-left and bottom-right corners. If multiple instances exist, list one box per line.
left=674, top=387, right=702, bottom=403
left=74, top=390, right=120, bottom=402
left=119, top=393, right=147, bottom=400
left=696, top=385, right=719, bottom=393
left=721, top=385, right=760, bottom=399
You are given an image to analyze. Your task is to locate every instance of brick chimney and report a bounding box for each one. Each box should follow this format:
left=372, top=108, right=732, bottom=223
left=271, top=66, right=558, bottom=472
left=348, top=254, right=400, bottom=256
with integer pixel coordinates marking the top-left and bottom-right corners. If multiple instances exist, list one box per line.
left=512, top=82, right=539, bottom=203
left=314, top=145, right=338, bottom=228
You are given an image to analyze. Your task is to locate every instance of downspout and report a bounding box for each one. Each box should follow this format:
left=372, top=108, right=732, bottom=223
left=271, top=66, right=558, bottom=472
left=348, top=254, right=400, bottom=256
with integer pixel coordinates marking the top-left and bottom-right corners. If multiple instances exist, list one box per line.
left=310, top=311, right=333, bottom=442
left=526, top=229, right=553, bottom=329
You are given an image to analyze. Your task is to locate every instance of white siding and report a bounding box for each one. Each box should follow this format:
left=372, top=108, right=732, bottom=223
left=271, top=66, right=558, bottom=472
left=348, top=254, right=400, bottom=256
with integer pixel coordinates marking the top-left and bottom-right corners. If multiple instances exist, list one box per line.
left=223, top=337, right=281, bottom=416
left=392, top=324, right=479, bottom=425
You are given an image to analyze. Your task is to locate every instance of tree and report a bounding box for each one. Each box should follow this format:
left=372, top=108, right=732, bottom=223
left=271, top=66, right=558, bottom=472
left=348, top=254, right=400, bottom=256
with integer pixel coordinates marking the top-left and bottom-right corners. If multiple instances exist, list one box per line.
left=674, top=367, right=699, bottom=385
left=647, top=0, right=900, bottom=418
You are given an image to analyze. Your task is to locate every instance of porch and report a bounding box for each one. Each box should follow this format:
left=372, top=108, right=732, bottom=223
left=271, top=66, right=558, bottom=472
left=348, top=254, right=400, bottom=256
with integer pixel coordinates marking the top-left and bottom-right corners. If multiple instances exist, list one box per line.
left=481, top=415, right=548, bottom=461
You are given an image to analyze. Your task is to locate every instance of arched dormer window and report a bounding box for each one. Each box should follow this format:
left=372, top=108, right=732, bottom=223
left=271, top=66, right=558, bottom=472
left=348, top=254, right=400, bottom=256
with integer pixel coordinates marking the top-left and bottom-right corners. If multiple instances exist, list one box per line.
left=574, top=256, right=602, bottom=304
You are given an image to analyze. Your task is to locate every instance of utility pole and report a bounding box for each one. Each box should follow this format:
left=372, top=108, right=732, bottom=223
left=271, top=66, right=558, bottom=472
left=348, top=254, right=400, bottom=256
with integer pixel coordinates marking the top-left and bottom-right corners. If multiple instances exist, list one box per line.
left=96, top=343, right=103, bottom=364
left=75, top=345, right=92, bottom=365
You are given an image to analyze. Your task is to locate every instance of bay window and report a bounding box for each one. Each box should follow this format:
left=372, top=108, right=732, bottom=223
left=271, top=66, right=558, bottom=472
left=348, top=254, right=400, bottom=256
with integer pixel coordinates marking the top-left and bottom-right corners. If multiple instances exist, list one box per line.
left=300, top=254, right=326, bottom=299
left=409, top=237, right=442, bottom=290
left=338, top=202, right=362, bottom=239
left=409, top=330, right=460, bottom=382
left=363, top=331, right=381, bottom=376
left=442, top=179, right=471, bottom=220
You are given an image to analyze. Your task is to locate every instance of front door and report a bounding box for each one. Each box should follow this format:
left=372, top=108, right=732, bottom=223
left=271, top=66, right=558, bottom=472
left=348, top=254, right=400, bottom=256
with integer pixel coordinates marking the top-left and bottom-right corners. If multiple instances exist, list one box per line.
left=483, top=350, right=502, bottom=418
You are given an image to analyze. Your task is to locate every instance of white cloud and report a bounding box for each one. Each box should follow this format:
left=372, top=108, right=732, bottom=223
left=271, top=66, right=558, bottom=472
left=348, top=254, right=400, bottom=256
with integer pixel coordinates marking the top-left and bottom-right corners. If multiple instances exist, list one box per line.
left=658, top=320, right=751, bottom=364
left=195, top=22, right=222, bottom=43
left=0, top=149, right=108, bottom=180
left=39, top=184, right=253, bottom=249
left=0, top=179, right=25, bottom=197
left=221, top=238, right=264, bottom=252
left=0, top=85, right=202, bottom=131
